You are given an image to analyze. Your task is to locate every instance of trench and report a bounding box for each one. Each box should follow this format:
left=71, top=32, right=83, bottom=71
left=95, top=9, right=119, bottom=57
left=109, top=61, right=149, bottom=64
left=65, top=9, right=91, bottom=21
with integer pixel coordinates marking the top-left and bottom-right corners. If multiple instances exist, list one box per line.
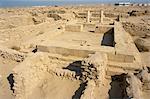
left=72, top=81, right=87, bottom=99
left=63, top=61, right=82, bottom=76
left=108, top=74, right=129, bottom=99
left=7, top=73, right=15, bottom=93
left=101, top=28, right=115, bottom=47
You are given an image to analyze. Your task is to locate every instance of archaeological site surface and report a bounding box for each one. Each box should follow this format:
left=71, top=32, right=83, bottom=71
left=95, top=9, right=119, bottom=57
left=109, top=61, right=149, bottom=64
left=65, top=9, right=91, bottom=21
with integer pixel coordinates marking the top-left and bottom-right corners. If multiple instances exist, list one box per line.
left=0, top=5, right=150, bottom=99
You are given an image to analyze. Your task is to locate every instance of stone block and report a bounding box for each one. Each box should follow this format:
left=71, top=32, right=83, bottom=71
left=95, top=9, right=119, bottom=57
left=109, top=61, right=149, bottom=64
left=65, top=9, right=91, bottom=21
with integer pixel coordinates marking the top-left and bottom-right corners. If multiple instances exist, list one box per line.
left=38, top=45, right=95, bottom=58
left=108, top=53, right=125, bottom=62
left=125, top=55, right=135, bottom=62
left=95, top=26, right=113, bottom=34
left=65, top=24, right=83, bottom=32
left=108, top=52, right=135, bottom=63
left=106, top=66, right=126, bottom=76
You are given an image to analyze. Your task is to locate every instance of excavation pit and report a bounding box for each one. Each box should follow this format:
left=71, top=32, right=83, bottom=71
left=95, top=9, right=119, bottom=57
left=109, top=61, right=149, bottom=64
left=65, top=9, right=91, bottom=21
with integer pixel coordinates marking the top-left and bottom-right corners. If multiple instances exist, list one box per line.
left=109, top=74, right=129, bottom=99
left=101, top=28, right=115, bottom=47
left=37, top=25, right=116, bottom=57
left=11, top=15, right=142, bottom=99
left=0, top=6, right=146, bottom=99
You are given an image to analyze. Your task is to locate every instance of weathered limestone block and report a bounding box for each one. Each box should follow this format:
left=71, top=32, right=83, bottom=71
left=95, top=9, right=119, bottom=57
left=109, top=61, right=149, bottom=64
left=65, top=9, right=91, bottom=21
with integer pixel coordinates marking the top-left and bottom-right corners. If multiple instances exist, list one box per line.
left=124, top=55, right=135, bottom=63
left=81, top=52, right=107, bottom=86
left=86, top=11, right=91, bottom=23
left=100, top=10, right=104, bottom=24
left=83, top=23, right=96, bottom=29
left=140, top=69, right=150, bottom=83
left=137, top=69, right=150, bottom=90
left=76, top=12, right=87, bottom=18
left=81, top=80, right=96, bottom=99
left=13, top=52, right=49, bottom=99
left=126, top=73, right=143, bottom=99
left=114, top=22, right=127, bottom=45
left=0, top=46, right=25, bottom=62
left=47, top=67, right=76, bottom=79
left=113, top=21, right=142, bottom=67
left=65, top=24, right=83, bottom=32
left=38, top=45, right=94, bottom=58
left=95, top=26, right=113, bottom=34
left=106, top=66, right=126, bottom=76
left=108, top=53, right=135, bottom=63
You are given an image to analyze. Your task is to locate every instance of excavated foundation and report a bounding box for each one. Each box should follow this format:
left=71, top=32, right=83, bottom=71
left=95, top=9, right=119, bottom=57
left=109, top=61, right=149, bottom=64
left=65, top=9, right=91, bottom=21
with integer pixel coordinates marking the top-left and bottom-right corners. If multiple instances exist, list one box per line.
left=2, top=10, right=147, bottom=99
left=101, top=28, right=115, bottom=47
left=109, top=74, right=129, bottom=99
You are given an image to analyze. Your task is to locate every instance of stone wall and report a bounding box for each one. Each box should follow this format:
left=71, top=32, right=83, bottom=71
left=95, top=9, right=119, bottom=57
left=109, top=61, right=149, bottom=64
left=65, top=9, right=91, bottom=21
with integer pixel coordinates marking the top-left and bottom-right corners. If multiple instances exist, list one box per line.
left=12, top=52, right=79, bottom=99
left=95, top=26, right=113, bottom=34
left=81, top=80, right=96, bottom=99
left=38, top=45, right=95, bottom=58
left=0, top=46, right=25, bottom=62
left=13, top=53, right=49, bottom=99
left=127, top=73, right=143, bottom=99
left=65, top=24, right=83, bottom=32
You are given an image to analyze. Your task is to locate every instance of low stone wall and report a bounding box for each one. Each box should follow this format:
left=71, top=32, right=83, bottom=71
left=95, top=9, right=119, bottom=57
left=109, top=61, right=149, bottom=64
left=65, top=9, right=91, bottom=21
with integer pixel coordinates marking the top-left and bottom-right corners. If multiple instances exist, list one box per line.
left=83, top=23, right=96, bottom=32
left=80, top=53, right=108, bottom=99
left=108, top=53, right=135, bottom=63
left=12, top=52, right=79, bottom=99
left=0, top=46, right=25, bottom=62
left=81, top=80, right=96, bottom=99
left=65, top=24, right=83, bottom=32
left=38, top=45, right=95, bottom=58
left=13, top=53, right=49, bottom=99
left=47, top=67, right=76, bottom=80
left=81, top=52, right=107, bottom=86
left=112, top=22, right=142, bottom=65
left=77, top=12, right=87, bottom=18
left=126, top=73, right=143, bottom=99
left=95, top=26, right=113, bottom=34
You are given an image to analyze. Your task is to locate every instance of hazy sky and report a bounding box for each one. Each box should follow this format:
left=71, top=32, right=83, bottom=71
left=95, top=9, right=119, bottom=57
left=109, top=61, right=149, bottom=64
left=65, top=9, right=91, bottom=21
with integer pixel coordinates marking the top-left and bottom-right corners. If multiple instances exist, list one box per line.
left=0, top=0, right=149, bottom=7
left=1, top=0, right=150, bottom=1
left=1, top=0, right=150, bottom=3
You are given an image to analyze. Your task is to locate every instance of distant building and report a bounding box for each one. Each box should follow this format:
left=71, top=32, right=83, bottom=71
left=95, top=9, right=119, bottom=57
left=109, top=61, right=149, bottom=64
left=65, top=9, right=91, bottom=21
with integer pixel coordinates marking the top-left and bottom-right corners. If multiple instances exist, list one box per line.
left=138, top=3, right=149, bottom=6
left=138, top=3, right=143, bottom=6
left=115, top=2, right=131, bottom=6
left=143, top=4, right=148, bottom=6
left=131, top=3, right=137, bottom=6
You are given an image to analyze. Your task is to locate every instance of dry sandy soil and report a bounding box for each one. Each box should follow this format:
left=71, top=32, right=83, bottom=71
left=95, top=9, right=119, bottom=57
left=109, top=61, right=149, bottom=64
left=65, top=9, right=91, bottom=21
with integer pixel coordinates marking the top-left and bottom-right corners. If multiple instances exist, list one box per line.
left=0, top=5, right=150, bottom=99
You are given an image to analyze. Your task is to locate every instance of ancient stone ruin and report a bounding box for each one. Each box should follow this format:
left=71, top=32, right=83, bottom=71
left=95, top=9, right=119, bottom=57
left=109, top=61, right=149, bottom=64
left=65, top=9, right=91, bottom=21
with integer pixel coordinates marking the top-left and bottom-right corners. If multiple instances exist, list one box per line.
left=0, top=10, right=150, bottom=99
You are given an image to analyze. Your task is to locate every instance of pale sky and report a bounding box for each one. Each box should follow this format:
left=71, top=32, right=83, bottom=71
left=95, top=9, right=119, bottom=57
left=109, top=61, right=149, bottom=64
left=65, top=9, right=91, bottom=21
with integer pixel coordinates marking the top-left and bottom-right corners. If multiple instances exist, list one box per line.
left=0, top=0, right=149, bottom=7
left=1, top=0, right=150, bottom=2
left=1, top=0, right=149, bottom=3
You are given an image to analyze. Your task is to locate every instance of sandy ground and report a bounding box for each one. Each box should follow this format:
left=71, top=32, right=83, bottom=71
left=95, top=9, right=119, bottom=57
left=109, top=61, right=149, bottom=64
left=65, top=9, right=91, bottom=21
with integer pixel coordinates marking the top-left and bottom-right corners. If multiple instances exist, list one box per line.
left=0, top=57, right=18, bottom=99
left=29, top=73, right=80, bottom=99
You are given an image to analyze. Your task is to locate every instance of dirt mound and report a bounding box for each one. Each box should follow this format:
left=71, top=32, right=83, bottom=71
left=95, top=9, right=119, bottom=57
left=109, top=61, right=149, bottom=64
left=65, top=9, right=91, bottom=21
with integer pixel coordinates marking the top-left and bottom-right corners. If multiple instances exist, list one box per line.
left=0, top=15, right=34, bottom=29
left=128, top=10, right=150, bottom=16
left=135, top=38, right=150, bottom=52
left=32, top=17, right=46, bottom=25
left=47, top=14, right=62, bottom=21
left=122, top=22, right=149, bottom=36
